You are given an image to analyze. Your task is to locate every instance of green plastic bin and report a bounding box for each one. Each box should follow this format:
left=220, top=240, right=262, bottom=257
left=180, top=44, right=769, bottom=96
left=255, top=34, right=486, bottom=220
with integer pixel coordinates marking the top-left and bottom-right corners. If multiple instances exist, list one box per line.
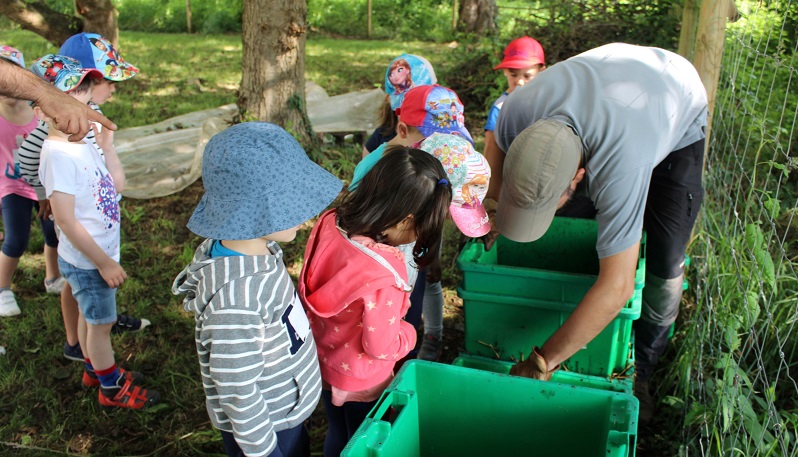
left=342, top=360, right=638, bottom=457
left=458, top=287, right=640, bottom=376
left=452, top=353, right=634, bottom=394
left=456, top=216, right=643, bottom=377
left=456, top=217, right=646, bottom=303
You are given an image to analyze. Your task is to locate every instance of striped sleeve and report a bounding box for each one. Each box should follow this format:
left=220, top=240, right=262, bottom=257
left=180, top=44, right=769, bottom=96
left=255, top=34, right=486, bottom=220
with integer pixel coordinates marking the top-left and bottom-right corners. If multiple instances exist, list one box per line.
left=19, top=104, right=105, bottom=201
left=201, top=279, right=280, bottom=457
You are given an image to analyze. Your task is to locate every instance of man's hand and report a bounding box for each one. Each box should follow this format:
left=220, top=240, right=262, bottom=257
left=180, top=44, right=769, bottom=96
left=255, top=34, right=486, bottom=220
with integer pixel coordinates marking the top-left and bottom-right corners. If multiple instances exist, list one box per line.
left=98, top=261, right=127, bottom=288
left=37, top=199, right=52, bottom=220
left=479, top=229, right=500, bottom=251
left=509, top=347, right=559, bottom=381
left=36, top=90, right=116, bottom=141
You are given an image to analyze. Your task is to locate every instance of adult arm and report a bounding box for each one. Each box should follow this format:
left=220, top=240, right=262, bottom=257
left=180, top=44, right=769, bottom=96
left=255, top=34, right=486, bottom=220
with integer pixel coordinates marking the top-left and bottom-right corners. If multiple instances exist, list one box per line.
left=483, top=130, right=505, bottom=202
left=49, top=191, right=127, bottom=287
left=479, top=130, right=504, bottom=250
left=512, top=243, right=640, bottom=377
left=0, top=59, right=116, bottom=140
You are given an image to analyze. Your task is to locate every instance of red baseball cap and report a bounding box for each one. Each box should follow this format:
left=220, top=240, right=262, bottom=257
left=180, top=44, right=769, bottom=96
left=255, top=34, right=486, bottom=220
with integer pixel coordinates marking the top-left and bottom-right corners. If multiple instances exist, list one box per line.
left=494, top=36, right=545, bottom=70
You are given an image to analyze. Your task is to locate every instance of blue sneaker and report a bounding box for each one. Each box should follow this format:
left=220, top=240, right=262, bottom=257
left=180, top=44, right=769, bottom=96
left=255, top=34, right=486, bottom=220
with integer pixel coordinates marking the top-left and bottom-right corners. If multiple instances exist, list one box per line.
left=64, top=341, right=84, bottom=362
left=111, top=314, right=151, bottom=334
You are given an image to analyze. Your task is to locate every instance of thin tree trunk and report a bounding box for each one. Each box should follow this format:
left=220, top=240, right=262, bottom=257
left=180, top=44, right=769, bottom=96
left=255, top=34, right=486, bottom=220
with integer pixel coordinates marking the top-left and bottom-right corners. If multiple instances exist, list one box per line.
left=239, top=0, right=315, bottom=146
left=457, top=0, right=497, bottom=36
left=75, top=0, right=119, bottom=45
left=186, top=0, right=193, bottom=33
left=0, top=0, right=81, bottom=46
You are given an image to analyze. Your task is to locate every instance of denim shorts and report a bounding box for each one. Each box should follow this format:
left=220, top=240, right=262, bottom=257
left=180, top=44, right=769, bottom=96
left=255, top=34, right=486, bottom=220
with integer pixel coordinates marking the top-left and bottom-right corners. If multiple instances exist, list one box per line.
left=58, top=257, right=117, bottom=325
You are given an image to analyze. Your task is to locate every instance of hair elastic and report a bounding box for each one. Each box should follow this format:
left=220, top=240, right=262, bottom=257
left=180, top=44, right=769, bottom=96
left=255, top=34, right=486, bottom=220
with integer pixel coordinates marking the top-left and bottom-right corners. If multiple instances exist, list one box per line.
left=438, top=178, right=449, bottom=186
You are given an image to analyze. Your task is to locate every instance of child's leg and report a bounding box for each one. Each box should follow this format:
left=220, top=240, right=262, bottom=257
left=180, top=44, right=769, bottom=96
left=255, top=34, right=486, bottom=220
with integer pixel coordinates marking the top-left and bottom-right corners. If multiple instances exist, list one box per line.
left=84, top=321, right=116, bottom=372
left=418, top=279, right=445, bottom=360
left=39, top=213, right=65, bottom=293
left=0, top=194, right=34, bottom=288
left=321, top=391, right=349, bottom=457
left=61, top=283, right=80, bottom=348
left=421, top=280, right=444, bottom=339
left=275, top=423, right=310, bottom=457
left=59, top=257, right=158, bottom=408
left=321, top=390, right=377, bottom=457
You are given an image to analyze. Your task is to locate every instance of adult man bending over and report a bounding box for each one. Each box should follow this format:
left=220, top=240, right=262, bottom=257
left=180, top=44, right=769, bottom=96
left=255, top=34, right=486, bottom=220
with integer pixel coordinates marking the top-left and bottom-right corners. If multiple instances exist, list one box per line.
left=488, top=43, right=708, bottom=423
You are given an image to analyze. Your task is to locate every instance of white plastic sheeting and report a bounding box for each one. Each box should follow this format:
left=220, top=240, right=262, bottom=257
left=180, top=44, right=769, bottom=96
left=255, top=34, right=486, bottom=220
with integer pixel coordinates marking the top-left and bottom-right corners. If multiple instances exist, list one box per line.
left=116, top=82, right=383, bottom=199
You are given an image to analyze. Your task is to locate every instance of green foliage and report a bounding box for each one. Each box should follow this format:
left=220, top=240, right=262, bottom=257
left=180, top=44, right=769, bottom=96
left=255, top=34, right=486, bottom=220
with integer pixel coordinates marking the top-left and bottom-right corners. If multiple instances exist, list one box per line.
left=307, top=0, right=456, bottom=42
left=116, top=0, right=242, bottom=33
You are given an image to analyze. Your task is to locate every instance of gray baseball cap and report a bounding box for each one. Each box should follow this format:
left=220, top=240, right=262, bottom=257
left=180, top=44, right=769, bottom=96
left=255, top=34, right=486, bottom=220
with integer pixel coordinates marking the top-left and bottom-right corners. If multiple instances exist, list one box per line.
left=497, top=119, right=582, bottom=242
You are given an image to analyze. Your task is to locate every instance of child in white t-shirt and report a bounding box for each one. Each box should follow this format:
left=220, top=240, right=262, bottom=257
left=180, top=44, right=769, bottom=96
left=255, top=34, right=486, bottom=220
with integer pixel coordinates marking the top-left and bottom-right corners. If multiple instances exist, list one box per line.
left=33, top=54, right=158, bottom=409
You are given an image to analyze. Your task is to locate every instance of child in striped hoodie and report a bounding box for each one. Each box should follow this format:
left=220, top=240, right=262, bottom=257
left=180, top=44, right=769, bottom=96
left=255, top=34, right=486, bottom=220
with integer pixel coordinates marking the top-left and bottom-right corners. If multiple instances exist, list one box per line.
left=173, top=122, right=342, bottom=457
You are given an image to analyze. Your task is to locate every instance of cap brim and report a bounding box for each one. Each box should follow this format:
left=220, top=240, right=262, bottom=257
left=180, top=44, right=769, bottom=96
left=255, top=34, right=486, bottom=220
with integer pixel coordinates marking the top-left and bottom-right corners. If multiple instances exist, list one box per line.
left=450, top=203, right=490, bottom=237
left=496, top=189, right=557, bottom=242
left=493, top=59, right=544, bottom=70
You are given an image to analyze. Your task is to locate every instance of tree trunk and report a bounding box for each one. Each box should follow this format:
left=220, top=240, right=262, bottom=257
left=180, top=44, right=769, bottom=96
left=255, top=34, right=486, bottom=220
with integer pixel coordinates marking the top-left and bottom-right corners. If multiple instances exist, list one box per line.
left=457, top=0, right=497, bottom=36
left=0, top=0, right=82, bottom=46
left=239, top=0, right=315, bottom=146
left=0, top=0, right=118, bottom=47
left=75, top=0, right=119, bottom=46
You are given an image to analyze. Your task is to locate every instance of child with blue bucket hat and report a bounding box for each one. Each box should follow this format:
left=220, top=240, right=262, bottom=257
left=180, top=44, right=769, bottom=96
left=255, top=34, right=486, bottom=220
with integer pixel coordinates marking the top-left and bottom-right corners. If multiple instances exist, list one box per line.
left=173, top=122, right=342, bottom=457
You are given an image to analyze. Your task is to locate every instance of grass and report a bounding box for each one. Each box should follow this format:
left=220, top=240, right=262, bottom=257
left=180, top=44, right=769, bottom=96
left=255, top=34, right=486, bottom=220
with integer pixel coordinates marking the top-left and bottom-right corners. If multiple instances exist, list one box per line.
left=0, top=29, right=470, bottom=456
left=2, top=30, right=462, bottom=129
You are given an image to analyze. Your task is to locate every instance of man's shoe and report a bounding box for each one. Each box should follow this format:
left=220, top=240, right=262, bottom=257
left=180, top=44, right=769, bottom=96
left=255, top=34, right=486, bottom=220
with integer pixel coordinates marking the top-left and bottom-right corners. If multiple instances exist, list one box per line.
left=0, top=290, right=20, bottom=317
left=64, top=342, right=84, bottom=362
left=44, top=276, right=67, bottom=294
left=635, top=380, right=654, bottom=425
left=417, top=334, right=443, bottom=362
left=83, top=367, right=145, bottom=388
left=98, top=376, right=159, bottom=409
left=111, top=314, right=151, bottom=334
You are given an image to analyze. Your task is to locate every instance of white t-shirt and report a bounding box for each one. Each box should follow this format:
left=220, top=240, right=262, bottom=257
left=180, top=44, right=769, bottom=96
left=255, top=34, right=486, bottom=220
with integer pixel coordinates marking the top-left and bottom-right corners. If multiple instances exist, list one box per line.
left=39, top=139, right=120, bottom=269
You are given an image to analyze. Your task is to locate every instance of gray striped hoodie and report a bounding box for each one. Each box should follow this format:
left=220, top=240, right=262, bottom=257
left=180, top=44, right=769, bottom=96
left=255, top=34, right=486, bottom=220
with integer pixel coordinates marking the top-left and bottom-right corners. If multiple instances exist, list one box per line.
left=172, top=239, right=321, bottom=457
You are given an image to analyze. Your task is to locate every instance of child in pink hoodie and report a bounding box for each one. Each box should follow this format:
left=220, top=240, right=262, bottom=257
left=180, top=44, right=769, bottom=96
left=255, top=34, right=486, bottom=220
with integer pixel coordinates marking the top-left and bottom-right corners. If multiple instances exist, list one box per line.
left=299, top=147, right=452, bottom=457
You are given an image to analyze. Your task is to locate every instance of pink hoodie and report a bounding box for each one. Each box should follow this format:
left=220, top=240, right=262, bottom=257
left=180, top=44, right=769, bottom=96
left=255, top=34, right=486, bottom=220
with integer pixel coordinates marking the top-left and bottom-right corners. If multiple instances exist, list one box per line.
left=299, top=210, right=417, bottom=392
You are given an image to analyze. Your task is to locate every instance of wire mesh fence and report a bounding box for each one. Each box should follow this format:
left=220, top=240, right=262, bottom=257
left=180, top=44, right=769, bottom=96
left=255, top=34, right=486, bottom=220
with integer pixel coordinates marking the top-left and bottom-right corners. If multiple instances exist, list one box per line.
left=670, top=1, right=798, bottom=455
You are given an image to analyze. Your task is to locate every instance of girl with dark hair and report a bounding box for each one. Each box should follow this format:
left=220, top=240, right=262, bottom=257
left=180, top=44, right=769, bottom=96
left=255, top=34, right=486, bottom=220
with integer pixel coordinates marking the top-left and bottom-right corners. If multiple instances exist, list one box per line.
left=299, top=147, right=451, bottom=457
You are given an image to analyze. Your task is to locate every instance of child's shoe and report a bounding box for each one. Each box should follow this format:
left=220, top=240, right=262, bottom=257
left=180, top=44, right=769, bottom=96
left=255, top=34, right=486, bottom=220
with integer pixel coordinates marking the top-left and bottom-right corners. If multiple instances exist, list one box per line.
left=83, top=367, right=144, bottom=388
left=111, top=314, right=151, bottom=334
left=417, top=334, right=443, bottom=361
left=0, top=290, right=20, bottom=317
left=44, top=276, right=67, bottom=294
left=63, top=341, right=84, bottom=362
left=98, top=376, right=159, bottom=409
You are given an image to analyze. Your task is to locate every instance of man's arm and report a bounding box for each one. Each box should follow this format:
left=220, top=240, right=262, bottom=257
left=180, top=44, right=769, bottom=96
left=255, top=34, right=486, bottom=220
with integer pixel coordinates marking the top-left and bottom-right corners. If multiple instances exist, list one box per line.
left=0, top=60, right=116, bottom=141
left=483, top=130, right=505, bottom=202
left=511, top=242, right=640, bottom=379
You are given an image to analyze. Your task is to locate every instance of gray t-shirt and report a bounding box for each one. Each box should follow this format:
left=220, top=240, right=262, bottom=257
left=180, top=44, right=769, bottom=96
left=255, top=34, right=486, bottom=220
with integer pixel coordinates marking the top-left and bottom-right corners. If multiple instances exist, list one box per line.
left=495, top=43, right=708, bottom=258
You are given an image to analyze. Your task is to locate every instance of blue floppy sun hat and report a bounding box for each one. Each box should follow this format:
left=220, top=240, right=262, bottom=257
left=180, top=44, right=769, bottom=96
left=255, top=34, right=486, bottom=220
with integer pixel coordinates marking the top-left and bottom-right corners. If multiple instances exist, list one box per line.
left=187, top=122, right=343, bottom=240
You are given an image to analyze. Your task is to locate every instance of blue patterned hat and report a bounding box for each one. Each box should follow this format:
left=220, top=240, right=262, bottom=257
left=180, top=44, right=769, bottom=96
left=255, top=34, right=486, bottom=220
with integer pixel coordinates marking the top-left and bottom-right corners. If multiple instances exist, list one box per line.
left=59, top=33, right=139, bottom=81
left=187, top=122, right=343, bottom=240
left=30, top=54, right=103, bottom=92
